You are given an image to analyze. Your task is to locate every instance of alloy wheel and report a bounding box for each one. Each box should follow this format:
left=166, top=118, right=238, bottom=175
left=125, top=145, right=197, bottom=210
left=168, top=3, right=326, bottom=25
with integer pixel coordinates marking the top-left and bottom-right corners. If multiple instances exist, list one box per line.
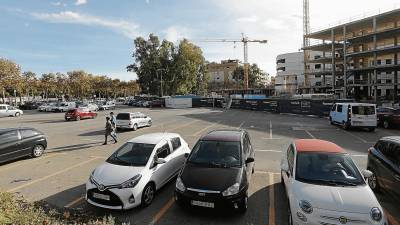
left=143, top=185, right=154, bottom=205
left=15, top=112, right=20, bottom=117
left=33, top=145, right=44, bottom=157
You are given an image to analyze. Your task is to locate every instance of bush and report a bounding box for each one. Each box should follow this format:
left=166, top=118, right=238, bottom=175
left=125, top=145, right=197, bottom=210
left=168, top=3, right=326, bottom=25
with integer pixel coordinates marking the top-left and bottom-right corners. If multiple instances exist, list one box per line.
left=0, top=192, right=128, bottom=225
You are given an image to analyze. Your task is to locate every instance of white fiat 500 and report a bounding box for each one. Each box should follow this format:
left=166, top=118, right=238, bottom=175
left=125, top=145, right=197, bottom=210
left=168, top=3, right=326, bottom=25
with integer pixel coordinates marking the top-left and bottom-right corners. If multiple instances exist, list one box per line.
left=116, top=112, right=152, bottom=131
left=281, top=139, right=388, bottom=225
left=86, top=133, right=190, bottom=209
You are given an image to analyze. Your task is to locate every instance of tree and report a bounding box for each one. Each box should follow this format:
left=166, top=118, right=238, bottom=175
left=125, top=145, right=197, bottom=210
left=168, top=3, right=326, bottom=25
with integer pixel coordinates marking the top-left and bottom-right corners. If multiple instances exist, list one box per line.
left=0, top=58, right=21, bottom=102
left=232, top=63, right=267, bottom=88
left=21, top=71, right=38, bottom=99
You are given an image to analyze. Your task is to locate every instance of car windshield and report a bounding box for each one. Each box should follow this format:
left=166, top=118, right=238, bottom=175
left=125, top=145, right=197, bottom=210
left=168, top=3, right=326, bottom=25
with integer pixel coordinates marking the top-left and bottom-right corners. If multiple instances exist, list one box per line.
left=106, top=142, right=155, bottom=166
left=295, top=152, right=365, bottom=186
left=351, top=106, right=375, bottom=115
left=188, top=140, right=242, bottom=168
left=116, top=113, right=130, bottom=120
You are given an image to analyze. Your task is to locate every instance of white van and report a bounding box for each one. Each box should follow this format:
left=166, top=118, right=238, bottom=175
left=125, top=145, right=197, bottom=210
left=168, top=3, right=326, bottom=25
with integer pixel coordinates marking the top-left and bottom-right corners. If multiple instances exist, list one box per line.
left=329, top=103, right=377, bottom=131
left=115, top=112, right=152, bottom=131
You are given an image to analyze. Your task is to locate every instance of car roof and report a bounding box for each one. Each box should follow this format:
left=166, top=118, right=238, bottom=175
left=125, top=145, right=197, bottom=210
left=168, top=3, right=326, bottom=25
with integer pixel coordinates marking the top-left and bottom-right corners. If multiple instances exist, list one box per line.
left=380, top=136, right=400, bottom=143
left=336, top=102, right=376, bottom=106
left=294, top=139, right=345, bottom=153
left=0, top=127, right=36, bottom=133
left=201, top=130, right=243, bottom=142
left=128, top=133, right=180, bottom=145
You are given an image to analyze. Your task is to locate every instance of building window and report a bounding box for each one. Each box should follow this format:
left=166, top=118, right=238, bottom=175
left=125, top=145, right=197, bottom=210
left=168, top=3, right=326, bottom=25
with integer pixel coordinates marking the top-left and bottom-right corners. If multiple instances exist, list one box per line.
left=315, top=64, right=321, bottom=69
left=386, top=59, right=392, bottom=65
left=377, top=60, right=381, bottom=65
left=277, top=59, right=285, bottom=64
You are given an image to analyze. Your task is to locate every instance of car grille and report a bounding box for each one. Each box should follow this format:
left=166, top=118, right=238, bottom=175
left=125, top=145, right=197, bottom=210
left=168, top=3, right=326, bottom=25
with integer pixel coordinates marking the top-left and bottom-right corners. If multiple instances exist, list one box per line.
left=186, top=188, right=221, bottom=198
left=87, top=188, right=123, bottom=207
left=319, top=215, right=366, bottom=225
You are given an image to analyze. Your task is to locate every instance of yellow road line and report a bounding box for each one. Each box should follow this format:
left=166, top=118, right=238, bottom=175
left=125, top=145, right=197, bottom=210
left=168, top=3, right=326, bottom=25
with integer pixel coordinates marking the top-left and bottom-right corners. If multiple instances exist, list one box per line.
left=149, top=197, right=175, bottom=225
left=65, top=196, right=84, bottom=208
left=191, top=121, right=220, bottom=137
left=268, top=173, right=275, bottom=225
left=0, top=153, right=64, bottom=173
left=7, top=157, right=100, bottom=192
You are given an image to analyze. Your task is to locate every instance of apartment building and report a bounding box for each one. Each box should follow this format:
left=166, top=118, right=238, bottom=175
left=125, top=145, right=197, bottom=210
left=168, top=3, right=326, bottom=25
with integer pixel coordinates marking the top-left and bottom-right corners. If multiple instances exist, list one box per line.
left=304, top=8, right=400, bottom=102
left=207, top=59, right=240, bottom=87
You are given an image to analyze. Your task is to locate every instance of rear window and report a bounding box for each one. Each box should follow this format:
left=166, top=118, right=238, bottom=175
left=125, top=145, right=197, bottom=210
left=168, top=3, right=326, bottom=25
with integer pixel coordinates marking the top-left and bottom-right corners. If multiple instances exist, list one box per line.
left=117, top=113, right=130, bottom=120
left=351, top=106, right=375, bottom=115
left=67, top=109, right=77, bottom=113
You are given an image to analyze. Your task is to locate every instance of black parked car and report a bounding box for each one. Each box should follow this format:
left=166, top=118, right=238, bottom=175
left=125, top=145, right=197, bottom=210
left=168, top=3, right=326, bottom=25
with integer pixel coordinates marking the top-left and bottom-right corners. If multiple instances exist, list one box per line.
left=0, top=128, right=47, bottom=164
left=367, top=136, right=400, bottom=201
left=175, top=130, right=255, bottom=213
left=376, top=107, right=400, bottom=129
left=19, top=101, right=44, bottom=110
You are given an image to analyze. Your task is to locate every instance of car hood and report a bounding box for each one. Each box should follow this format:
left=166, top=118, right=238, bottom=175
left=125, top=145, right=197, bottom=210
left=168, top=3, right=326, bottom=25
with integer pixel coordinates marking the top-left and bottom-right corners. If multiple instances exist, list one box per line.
left=293, top=180, right=380, bottom=213
left=180, top=164, right=242, bottom=191
left=93, top=162, right=143, bottom=186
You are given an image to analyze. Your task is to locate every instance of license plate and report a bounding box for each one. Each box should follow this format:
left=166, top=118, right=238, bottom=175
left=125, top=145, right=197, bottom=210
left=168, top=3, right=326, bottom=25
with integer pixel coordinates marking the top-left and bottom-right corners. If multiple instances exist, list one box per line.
left=191, top=200, right=214, bottom=208
left=66, top=116, right=71, bottom=118
left=93, top=193, right=110, bottom=201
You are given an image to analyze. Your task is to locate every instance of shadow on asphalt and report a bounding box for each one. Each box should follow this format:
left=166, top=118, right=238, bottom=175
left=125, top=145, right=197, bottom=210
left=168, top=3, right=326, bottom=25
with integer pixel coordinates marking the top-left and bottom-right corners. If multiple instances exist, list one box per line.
left=47, top=142, right=102, bottom=153
left=79, top=130, right=105, bottom=137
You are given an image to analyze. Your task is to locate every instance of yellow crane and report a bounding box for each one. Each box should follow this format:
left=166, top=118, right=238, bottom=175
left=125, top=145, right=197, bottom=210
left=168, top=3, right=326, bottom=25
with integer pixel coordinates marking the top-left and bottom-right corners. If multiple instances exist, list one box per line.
left=199, top=33, right=268, bottom=90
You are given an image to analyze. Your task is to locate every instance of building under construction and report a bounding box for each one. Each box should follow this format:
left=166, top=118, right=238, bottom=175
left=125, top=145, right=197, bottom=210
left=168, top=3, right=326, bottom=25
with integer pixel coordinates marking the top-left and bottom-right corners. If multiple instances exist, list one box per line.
left=303, top=8, right=400, bottom=102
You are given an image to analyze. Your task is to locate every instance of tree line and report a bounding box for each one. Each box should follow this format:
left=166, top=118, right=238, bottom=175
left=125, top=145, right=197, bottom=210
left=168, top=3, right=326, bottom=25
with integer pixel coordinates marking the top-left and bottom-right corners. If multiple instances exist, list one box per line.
left=0, top=58, right=139, bottom=102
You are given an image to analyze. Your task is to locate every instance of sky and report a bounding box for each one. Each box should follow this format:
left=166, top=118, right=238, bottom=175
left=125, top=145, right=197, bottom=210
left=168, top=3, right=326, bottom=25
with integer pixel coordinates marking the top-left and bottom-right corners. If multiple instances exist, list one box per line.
left=1, top=0, right=400, bottom=81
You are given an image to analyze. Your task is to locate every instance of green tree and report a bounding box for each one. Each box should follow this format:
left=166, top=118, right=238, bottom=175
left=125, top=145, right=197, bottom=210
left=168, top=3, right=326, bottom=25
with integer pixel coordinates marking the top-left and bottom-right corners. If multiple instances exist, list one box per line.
left=21, top=71, right=38, bottom=99
left=0, top=58, right=21, bottom=102
left=232, top=63, right=266, bottom=88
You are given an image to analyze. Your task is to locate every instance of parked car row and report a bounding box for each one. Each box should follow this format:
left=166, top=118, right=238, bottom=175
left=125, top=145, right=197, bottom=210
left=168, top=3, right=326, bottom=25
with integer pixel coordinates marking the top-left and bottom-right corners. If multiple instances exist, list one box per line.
left=127, top=99, right=165, bottom=108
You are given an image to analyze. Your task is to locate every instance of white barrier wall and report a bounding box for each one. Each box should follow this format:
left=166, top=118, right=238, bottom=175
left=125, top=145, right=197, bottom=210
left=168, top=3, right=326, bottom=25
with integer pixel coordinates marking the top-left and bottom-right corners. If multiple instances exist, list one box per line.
left=165, top=98, right=192, bottom=108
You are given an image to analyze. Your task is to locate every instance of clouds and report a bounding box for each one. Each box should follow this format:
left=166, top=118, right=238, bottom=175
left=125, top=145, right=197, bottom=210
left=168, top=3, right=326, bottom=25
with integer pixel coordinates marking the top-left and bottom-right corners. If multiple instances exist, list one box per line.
left=163, top=26, right=191, bottom=42
left=31, top=11, right=140, bottom=39
left=75, top=0, right=87, bottom=6
left=236, top=16, right=258, bottom=23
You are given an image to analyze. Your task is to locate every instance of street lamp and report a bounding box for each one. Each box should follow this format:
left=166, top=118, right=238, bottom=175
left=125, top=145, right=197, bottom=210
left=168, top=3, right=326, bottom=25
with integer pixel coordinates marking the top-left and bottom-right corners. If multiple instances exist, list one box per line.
left=157, top=68, right=166, bottom=97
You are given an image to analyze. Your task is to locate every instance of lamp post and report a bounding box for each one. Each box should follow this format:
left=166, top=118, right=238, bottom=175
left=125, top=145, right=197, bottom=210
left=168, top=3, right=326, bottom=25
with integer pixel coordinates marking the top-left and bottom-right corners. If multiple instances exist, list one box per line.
left=157, top=68, right=166, bottom=97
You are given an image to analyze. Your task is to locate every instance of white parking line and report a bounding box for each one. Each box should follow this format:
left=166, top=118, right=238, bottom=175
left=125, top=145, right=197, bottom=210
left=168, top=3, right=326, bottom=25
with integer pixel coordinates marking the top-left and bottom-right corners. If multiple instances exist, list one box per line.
left=191, top=121, right=221, bottom=137
left=350, top=154, right=367, bottom=157
left=238, top=121, right=245, bottom=129
left=342, top=130, right=368, bottom=143
left=256, top=150, right=282, bottom=153
left=269, top=120, right=273, bottom=139
left=305, top=130, right=316, bottom=139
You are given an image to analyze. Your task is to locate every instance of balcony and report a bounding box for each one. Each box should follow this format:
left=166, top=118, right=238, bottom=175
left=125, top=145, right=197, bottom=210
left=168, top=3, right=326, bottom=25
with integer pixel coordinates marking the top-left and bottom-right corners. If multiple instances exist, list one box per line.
left=346, top=44, right=400, bottom=57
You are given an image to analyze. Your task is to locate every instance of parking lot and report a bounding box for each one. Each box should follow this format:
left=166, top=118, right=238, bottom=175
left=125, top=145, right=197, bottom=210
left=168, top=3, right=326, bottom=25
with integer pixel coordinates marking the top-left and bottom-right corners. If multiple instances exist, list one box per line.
left=0, top=106, right=399, bottom=225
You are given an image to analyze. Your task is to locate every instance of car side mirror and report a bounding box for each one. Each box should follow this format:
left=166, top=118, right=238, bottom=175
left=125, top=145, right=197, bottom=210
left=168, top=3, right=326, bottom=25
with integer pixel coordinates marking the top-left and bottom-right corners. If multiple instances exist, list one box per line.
left=362, top=169, right=373, bottom=179
left=184, top=153, right=189, bottom=158
left=281, top=163, right=289, bottom=174
left=155, top=158, right=166, bottom=164
left=245, top=157, right=255, bottom=164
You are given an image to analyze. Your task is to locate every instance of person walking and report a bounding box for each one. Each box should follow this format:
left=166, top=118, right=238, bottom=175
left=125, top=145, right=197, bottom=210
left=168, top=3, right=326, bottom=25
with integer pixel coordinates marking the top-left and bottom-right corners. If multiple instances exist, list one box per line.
left=103, top=116, right=117, bottom=145
left=110, top=111, right=118, bottom=142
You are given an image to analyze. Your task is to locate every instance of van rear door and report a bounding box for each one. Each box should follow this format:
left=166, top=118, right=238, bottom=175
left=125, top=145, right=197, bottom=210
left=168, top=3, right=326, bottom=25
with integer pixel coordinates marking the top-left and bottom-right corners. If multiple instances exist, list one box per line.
left=350, top=105, right=377, bottom=127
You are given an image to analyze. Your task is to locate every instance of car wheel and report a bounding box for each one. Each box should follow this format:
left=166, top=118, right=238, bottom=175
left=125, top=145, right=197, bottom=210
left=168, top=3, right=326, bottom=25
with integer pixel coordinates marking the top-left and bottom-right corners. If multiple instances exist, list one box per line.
left=368, top=168, right=380, bottom=192
left=383, top=120, right=390, bottom=129
left=76, top=116, right=80, bottom=121
left=288, top=204, right=293, bottom=225
left=32, top=145, right=44, bottom=158
left=329, top=117, right=333, bottom=125
left=368, top=127, right=375, bottom=132
left=133, top=123, right=138, bottom=131
left=342, top=121, right=349, bottom=130
left=148, top=120, right=152, bottom=127
left=238, top=195, right=248, bottom=213
left=141, top=183, right=155, bottom=207
left=15, top=112, right=21, bottom=117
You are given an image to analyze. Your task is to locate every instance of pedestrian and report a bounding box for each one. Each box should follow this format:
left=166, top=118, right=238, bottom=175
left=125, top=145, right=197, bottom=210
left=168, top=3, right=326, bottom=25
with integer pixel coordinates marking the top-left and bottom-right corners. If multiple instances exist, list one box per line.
left=103, top=116, right=117, bottom=145
left=110, top=111, right=118, bottom=141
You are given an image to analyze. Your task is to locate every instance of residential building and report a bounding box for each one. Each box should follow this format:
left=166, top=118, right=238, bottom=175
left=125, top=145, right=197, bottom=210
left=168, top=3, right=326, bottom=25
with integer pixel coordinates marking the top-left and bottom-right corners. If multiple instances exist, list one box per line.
left=207, top=59, right=240, bottom=87
left=304, top=8, right=400, bottom=102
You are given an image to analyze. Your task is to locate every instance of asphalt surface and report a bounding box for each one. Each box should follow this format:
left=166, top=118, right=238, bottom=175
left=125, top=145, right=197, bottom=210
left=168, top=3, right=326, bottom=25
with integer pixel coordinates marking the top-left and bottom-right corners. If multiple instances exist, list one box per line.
left=0, top=106, right=399, bottom=225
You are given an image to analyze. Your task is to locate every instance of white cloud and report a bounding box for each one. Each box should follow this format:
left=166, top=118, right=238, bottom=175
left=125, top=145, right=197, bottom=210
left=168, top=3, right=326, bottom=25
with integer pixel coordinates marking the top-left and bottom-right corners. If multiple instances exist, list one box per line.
left=145, top=0, right=150, bottom=4
left=31, top=11, right=140, bottom=39
left=51, top=2, right=67, bottom=7
left=236, top=16, right=258, bottom=23
left=75, top=0, right=87, bottom=5
left=163, top=26, right=190, bottom=42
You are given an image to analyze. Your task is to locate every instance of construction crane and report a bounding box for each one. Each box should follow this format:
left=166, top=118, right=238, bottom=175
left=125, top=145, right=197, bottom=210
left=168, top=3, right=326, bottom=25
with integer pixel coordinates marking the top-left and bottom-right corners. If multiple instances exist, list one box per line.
left=199, top=33, right=268, bottom=90
left=303, top=0, right=311, bottom=91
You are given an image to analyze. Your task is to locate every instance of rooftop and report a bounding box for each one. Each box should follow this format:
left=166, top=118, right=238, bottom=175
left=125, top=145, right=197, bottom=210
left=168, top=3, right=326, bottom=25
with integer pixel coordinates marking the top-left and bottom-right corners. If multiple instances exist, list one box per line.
left=294, top=139, right=345, bottom=153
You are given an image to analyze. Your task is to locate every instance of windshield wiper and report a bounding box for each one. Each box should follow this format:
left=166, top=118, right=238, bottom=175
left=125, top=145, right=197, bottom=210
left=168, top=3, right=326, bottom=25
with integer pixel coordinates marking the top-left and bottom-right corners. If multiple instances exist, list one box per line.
left=310, top=179, right=358, bottom=186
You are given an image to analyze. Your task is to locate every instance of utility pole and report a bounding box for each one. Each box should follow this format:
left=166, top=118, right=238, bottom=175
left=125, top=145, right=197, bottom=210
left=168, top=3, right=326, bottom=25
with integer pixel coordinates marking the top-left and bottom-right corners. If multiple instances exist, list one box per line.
left=157, top=68, right=166, bottom=97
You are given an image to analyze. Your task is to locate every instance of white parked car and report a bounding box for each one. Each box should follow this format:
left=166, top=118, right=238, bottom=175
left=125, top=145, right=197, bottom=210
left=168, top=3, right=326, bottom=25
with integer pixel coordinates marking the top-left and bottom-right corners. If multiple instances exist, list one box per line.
left=99, top=101, right=116, bottom=110
left=281, top=139, right=387, bottom=225
left=53, top=102, right=76, bottom=112
left=86, top=133, right=191, bottom=209
left=0, top=104, right=23, bottom=117
left=116, top=112, right=152, bottom=131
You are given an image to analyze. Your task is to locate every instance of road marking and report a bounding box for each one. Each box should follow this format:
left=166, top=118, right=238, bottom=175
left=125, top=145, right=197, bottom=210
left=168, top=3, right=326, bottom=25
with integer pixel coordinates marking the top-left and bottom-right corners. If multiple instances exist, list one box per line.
left=262, top=137, right=283, bottom=140
left=269, top=120, right=273, bottom=139
left=65, top=196, right=84, bottom=208
left=268, top=173, right=275, bottom=225
left=304, top=130, right=316, bottom=139
left=255, top=171, right=281, bottom=175
left=238, top=121, right=245, bottom=129
left=350, top=154, right=367, bottom=157
left=385, top=209, right=400, bottom=225
left=7, top=157, right=100, bottom=192
left=191, top=121, right=221, bottom=136
left=256, top=150, right=282, bottom=153
left=0, top=153, right=64, bottom=173
left=167, top=120, right=199, bottom=132
left=342, top=130, right=368, bottom=143
left=149, top=197, right=175, bottom=225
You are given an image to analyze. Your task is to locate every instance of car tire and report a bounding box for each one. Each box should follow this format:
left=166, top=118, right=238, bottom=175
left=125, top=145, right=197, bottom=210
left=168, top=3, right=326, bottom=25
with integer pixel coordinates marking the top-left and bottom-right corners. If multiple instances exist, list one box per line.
left=14, top=112, right=21, bottom=117
left=32, top=145, right=45, bottom=158
left=148, top=120, right=152, bottom=127
left=76, top=116, right=80, bottom=121
left=141, top=183, right=155, bottom=207
left=133, top=124, right=138, bottom=131
left=342, top=121, right=349, bottom=130
left=238, top=195, right=248, bottom=213
left=329, top=117, right=333, bottom=125
left=383, top=120, right=390, bottom=129
left=368, top=168, right=380, bottom=192
left=368, top=127, right=375, bottom=132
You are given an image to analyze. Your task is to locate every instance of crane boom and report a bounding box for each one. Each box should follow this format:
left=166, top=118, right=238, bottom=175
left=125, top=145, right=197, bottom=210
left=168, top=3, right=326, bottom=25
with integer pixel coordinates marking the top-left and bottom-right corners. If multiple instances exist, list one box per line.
left=197, top=34, right=268, bottom=89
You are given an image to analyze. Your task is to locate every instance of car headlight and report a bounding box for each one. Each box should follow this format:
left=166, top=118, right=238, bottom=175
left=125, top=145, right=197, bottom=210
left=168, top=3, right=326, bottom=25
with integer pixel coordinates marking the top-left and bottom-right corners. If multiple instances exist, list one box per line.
left=176, top=177, right=186, bottom=192
left=89, top=170, right=96, bottom=184
left=299, top=200, right=313, bottom=214
left=222, top=183, right=240, bottom=196
left=370, top=207, right=382, bottom=222
left=120, top=174, right=142, bottom=189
